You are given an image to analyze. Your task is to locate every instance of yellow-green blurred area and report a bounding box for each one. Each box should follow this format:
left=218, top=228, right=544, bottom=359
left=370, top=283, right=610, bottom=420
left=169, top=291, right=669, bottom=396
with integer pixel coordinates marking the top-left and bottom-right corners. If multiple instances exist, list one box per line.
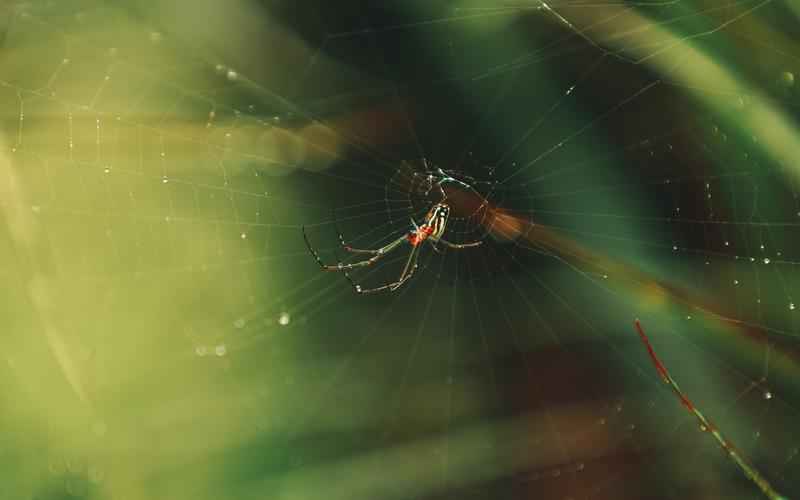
left=2, top=1, right=800, bottom=499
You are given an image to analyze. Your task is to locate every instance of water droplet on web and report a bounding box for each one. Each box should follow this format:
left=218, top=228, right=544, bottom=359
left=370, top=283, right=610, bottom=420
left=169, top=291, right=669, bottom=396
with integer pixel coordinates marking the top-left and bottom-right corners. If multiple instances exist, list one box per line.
left=790, top=303, right=796, bottom=311
left=733, top=280, right=739, bottom=285
left=195, top=345, right=208, bottom=357
left=764, top=391, right=773, bottom=400
left=700, top=424, right=708, bottom=432
left=781, top=71, right=795, bottom=87
left=234, top=318, right=246, bottom=328
left=278, top=312, right=291, bottom=326
left=104, top=166, right=110, bottom=174
left=215, top=344, right=227, bottom=357
left=227, top=70, right=238, bottom=81
left=149, top=31, right=163, bottom=44
left=161, top=176, right=169, bottom=184
left=754, top=430, right=761, bottom=439
left=763, top=257, right=771, bottom=264
left=240, top=232, right=247, bottom=239
left=672, top=245, right=678, bottom=251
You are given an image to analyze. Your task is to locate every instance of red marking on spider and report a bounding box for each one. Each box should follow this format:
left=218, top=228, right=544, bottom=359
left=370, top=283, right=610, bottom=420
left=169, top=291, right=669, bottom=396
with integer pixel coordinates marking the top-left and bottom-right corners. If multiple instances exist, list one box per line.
left=407, top=225, right=434, bottom=247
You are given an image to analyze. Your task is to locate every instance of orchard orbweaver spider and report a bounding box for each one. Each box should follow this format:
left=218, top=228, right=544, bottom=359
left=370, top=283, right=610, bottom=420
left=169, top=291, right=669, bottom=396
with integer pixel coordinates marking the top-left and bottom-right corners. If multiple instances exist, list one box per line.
left=302, top=166, right=485, bottom=294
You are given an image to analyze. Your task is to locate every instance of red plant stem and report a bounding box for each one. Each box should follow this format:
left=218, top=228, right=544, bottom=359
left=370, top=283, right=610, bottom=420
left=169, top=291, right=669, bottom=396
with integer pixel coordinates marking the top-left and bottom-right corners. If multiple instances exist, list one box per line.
left=634, top=320, right=787, bottom=500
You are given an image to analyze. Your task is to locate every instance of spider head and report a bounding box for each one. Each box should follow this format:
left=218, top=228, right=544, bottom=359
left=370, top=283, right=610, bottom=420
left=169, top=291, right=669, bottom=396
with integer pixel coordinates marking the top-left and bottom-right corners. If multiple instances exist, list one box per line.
left=429, top=203, right=449, bottom=218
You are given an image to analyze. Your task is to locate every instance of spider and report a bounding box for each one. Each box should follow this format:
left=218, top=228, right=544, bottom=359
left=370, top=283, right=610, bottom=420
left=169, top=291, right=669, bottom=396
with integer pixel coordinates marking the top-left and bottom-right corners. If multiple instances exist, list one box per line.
left=303, top=199, right=483, bottom=294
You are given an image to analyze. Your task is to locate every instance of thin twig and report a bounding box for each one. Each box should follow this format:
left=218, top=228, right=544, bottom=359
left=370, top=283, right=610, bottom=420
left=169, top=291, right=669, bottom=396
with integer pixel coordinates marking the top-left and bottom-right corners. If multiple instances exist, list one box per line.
left=634, top=320, right=788, bottom=500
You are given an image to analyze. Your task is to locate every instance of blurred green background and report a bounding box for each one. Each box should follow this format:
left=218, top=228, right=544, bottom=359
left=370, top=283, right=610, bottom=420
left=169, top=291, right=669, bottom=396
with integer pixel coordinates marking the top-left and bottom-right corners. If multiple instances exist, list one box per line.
left=1, top=1, right=799, bottom=499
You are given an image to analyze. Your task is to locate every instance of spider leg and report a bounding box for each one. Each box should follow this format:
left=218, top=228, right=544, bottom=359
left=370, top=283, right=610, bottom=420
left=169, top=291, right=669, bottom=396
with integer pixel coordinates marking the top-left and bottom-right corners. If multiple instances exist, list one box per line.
left=438, top=238, right=483, bottom=249
left=346, top=244, right=421, bottom=294
left=303, top=226, right=407, bottom=271
left=332, top=209, right=384, bottom=254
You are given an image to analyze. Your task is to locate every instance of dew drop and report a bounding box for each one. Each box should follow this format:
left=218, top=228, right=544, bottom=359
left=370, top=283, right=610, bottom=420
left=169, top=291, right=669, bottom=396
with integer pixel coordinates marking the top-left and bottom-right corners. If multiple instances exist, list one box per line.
left=215, top=344, right=227, bottom=357
left=226, top=70, right=238, bottom=81
left=790, top=303, right=796, bottom=311
left=763, top=257, right=771, bottom=264
left=240, top=232, right=247, bottom=239
left=764, top=391, right=773, bottom=400
left=161, top=176, right=169, bottom=184
left=195, top=345, right=208, bottom=357
left=278, top=312, right=291, bottom=326
left=781, top=71, right=795, bottom=87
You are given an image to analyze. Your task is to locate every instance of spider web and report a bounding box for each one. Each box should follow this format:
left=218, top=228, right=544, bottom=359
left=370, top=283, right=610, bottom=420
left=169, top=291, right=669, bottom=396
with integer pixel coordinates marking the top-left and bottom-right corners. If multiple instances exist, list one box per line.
left=1, top=1, right=800, bottom=499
